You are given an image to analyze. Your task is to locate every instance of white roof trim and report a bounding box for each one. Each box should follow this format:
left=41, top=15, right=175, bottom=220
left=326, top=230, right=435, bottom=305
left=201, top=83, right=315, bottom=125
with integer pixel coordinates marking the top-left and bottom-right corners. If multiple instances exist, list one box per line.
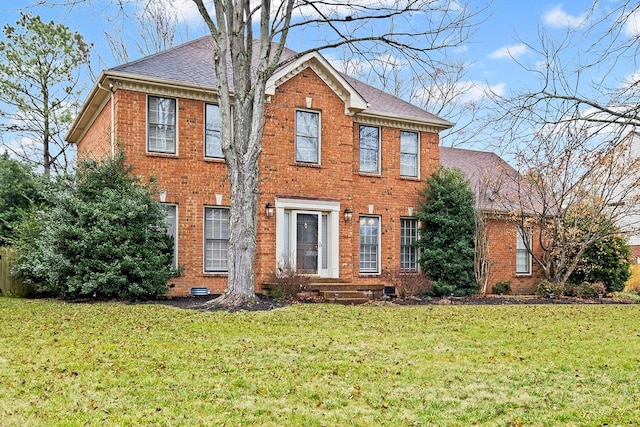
left=266, top=52, right=368, bottom=115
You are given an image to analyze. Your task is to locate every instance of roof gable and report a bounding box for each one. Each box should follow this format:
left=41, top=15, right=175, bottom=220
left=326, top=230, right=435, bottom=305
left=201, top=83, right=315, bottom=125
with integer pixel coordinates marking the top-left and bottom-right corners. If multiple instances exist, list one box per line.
left=265, top=52, right=368, bottom=115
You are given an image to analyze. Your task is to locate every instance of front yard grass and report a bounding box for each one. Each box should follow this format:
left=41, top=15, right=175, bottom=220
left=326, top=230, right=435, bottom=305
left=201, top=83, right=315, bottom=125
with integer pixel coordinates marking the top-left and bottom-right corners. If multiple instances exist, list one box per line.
left=0, top=298, right=639, bottom=426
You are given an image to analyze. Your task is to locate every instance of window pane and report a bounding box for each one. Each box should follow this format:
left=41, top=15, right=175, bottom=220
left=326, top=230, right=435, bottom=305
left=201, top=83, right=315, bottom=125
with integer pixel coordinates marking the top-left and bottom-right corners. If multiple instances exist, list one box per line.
left=163, top=204, right=177, bottom=268
left=148, top=96, right=176, bottom=153
left=296, top=111, right=319, bottom=163
left=204, top=207, right=229, bottom=272
left=205, top=104, right=222, bottom=158
left=516, top=226, right=531, bottom=274
left=400, top=131, right=418, bottom=177
left=359, top=216, right=380, bottom=273
left=359, top=126, right=379, bottom=173
left=400, top=218, right=418, bottom=272
left=322, top=214, right=328, bottom=270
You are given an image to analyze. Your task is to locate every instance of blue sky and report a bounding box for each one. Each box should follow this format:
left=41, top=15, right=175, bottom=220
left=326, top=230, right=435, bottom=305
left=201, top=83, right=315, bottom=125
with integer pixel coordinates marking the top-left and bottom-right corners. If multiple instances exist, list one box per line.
left=1, top=0, right=638, bottom=151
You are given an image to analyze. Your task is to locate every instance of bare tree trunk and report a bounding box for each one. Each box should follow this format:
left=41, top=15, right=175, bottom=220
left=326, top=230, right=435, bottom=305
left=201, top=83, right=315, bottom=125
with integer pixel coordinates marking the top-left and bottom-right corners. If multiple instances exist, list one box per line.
left=474, top=209, right=491, bottom=294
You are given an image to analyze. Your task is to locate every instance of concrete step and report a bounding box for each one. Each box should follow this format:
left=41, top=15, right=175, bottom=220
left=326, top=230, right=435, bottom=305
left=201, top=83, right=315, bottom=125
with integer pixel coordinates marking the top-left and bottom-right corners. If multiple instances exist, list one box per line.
left=307, top=283, right=386, bottom=292
left=319, top=290, right=373, bottom=300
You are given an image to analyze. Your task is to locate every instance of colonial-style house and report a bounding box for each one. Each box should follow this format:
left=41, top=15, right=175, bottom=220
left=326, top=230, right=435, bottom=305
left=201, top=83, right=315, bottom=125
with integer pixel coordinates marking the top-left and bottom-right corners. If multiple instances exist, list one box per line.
left=440, top=147, right=544, bottom=294
left=67, top=36, right=454, bottom=299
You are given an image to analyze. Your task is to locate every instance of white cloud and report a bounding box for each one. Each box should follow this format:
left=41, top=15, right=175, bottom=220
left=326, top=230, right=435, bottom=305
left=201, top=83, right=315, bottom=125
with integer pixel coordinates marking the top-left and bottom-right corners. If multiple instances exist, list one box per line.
left=624, top=9, right=640, bottom=37
left=414, top=80, right=505, bottom=105
left=543, top=4, right=588, bottom=29
left=489, top=44, right=528, bottom=59
left=461, top=81, right=506, bottom=102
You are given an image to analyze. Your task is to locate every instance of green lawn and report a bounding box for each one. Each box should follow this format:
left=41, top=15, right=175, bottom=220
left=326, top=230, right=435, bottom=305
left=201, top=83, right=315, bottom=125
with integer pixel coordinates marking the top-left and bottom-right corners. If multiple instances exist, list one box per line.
left=1, top=299, right=639, bottom=426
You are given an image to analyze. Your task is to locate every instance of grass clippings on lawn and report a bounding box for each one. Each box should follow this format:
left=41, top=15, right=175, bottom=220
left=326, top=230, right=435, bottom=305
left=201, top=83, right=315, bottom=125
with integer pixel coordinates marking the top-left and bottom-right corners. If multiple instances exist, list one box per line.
left=0, top=298, right=639, bottom=426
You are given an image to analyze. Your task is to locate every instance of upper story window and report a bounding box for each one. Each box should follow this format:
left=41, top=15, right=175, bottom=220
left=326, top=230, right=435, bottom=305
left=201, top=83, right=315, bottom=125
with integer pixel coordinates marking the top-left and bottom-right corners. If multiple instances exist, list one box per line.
left=400, top=131, right=419, bottom=177
left=359, top=125, right=380, bottom=174
left=516, top=226, right=532, bottom=275
left=295, top=110, right=320, bottom=164
left=205, top=103, right=222, bottom=158
left=147, top=96, right=176, bottom=154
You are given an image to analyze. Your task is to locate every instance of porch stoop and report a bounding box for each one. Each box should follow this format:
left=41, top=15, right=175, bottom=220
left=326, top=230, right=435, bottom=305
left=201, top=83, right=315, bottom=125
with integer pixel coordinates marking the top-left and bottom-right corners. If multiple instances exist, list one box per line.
left=262, top=280, right=387, bottom=304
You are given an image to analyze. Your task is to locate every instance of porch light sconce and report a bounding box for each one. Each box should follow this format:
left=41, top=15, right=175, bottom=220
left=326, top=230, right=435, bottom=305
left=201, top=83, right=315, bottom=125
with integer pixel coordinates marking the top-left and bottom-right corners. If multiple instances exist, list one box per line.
left=344, top=208, right=353, bottom=222
left=159, top=190, right=167, bottom=203
left=265, top=202, right=275, bottom=218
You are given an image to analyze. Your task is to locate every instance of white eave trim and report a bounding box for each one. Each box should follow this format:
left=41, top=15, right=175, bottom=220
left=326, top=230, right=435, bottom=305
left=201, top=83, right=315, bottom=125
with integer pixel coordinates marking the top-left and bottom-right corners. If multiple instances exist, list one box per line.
left=265, top=52, right=368, bottom=115
left=355, top=111, right=455, bottom=133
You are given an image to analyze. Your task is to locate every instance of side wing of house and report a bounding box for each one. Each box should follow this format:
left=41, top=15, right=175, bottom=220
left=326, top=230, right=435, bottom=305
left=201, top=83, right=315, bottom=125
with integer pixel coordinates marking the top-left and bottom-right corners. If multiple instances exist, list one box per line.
left=440, top=147, right=545, bottom=294
left=68, top=38, right=452, bottom=296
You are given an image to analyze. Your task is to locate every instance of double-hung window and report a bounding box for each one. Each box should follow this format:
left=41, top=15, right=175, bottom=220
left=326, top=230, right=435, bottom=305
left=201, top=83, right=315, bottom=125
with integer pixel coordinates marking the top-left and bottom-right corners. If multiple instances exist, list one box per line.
left=163, top=204, right=178, bottom=268
left=295, top=110, right=320, bottom=164
left=359, top=125, right=380, bottom=173
left=205, top=103, right=222, bottom=158
left=204, top=207, right=229, bottom=272
left=400, top=218, right=418, bottom=272
left=516, top=226, right=532, bottom=275
left=359, top=216, right=380, bottom=274
left=400, top=131, right=419, bottom=177
left=147, top=96, right=176, bottom=154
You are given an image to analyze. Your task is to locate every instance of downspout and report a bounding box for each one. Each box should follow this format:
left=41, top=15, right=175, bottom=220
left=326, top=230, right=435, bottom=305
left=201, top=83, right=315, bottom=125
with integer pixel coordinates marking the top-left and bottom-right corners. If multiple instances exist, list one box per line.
left=109, top=79, right=116, bottom=158
left=95, top=77, right=116, bottom=158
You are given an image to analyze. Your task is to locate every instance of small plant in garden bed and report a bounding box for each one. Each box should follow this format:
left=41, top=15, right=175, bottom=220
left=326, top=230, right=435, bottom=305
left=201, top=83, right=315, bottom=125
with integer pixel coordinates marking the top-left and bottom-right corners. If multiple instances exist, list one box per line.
left=568, top=281, right=607, bottom=299
left=492, top=280, right=512, bottom=295
left=535, top=280, right=565, bottom=298
left=381, top=269, right=431, bottom=299
left=266, top=264, right=311, bottom=301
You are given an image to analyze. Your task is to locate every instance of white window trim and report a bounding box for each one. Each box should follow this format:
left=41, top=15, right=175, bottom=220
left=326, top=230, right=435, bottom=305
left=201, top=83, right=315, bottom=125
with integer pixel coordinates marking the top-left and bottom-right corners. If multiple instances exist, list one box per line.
left=516, top=226, right=532, bottom=276
left=359, top=125, right=381, bottom=174
left=146, top=95, right=178, bottom=155
left=400, top=130, right=420, bottom=178
left=359, top=215, right=381, bottom=275
left=203, top=206, right=230, bottom=274
left=295, top=109, right=322, bottom=165
left=204, top=103, right=223, bottom=159
left=400, top=217, right=419, bottom=273
left=162, top=203, right=178, bottom=269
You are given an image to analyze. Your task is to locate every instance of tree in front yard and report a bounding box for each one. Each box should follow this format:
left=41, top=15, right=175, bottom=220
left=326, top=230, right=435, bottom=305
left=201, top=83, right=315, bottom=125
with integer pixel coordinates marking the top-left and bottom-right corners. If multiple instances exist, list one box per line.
left=416, top=167, right=477, bottom=296
left=0, top=153, right=45, bottom=246
left=0, top=13, right=90, bottom=176
left=14, top=153, right=173, bottom=300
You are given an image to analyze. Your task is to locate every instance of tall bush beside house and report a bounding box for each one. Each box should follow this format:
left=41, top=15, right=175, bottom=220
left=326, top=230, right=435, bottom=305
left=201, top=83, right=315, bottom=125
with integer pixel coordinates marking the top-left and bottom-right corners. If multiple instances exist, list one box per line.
left=416, top=167, right=477, bottom=296
left=14, top=153, right=173, bottom=300
left=570, top=233, right=631, bottom=293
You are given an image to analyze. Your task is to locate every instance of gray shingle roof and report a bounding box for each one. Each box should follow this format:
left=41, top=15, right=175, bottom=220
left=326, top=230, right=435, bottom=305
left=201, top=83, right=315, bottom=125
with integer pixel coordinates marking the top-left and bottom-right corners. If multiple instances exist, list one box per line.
left=110, top=36, right=450, bottom=127
left=440, top=146, right=523, bottom=212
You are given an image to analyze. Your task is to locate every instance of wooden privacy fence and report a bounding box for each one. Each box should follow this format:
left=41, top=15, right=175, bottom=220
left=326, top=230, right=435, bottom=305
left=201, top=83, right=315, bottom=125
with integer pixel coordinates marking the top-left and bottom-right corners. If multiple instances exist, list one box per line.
left=624, top=264, right=640, bottom=293
left=0, top=247, right=34, bottom=297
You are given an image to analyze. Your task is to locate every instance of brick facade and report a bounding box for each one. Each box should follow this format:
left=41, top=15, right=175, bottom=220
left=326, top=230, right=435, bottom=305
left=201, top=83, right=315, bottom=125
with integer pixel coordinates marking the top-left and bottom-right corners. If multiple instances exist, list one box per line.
left=75, top=65, right=442, bottom=296
left=72, top=41, right=545, bottom=296
left=483, top=217, right=544, bottom=294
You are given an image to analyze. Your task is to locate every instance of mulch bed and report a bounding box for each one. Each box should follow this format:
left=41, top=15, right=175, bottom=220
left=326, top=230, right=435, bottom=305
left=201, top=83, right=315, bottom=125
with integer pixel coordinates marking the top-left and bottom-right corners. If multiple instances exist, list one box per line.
left=148, top=293, right=635, bottom=312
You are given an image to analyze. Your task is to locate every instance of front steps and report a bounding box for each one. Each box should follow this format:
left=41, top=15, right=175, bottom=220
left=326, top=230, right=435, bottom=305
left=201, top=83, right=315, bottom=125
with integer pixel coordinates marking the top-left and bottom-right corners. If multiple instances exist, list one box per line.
left=261, top=280, right=387, bottom=304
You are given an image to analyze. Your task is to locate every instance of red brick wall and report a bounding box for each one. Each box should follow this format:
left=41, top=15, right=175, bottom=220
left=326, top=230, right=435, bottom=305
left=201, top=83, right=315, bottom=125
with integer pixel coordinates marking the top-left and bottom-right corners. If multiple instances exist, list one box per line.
left=484, top=217, right=544, bottom=294
left=629, top=245, right=640, bottom=264
left=77, top=97, right=113, bottom=161
left=82, top=67, right=556, bottom=296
